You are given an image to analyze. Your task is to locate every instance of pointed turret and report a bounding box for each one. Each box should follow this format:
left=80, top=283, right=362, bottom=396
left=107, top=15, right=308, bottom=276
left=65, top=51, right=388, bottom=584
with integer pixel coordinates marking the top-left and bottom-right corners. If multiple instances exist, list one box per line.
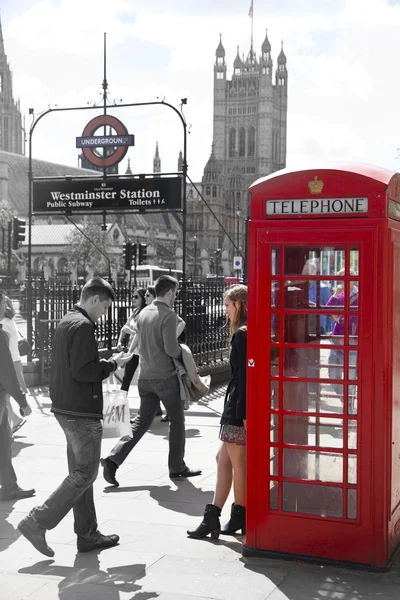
left=233, top=47, right=242, bottom=76
left=278, top=41, right=287, bottom=65
left=153, top=142, right=161, bottom=173
left=276, top=41, right=288, bottom=86
left=216, top=34, right=225, bottom=59
left=0, top=15, right=5, bottom=57
left=125, top=158, right=132, bottom=175
left=0, top=15, right=23, bottom=154
left=261, top=29, right=271, bottom=54
left=214, top=34, right=226, bottom=83
left=260, top=29, right=273, bottom=77
left=177, top=150, right=183, bottom=172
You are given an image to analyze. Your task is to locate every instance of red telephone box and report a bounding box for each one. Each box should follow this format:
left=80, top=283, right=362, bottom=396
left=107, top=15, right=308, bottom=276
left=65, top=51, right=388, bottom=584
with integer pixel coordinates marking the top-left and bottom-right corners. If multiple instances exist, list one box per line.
left=245, top=163, right=400, bottom=569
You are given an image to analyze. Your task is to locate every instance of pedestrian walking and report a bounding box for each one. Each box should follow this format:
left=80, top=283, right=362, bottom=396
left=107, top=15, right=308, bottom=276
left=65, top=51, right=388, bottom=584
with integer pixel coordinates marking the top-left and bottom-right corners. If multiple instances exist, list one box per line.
left=145, top=286, right=163, bottom=418
left=187, top=284, right=247, bottom=540
left=116, top=288, right=146, bottom=392
left=18, top=277, right=130, bottom=557
left=0, top=296, right=29, bottom=433
left=102, top=275, right=201, bottom=486
left=0, top=299, right=34, bottom=501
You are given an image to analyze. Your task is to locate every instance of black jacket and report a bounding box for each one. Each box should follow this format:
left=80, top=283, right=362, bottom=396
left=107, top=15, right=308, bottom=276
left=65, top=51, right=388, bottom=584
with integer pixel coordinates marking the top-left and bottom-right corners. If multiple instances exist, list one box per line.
left=0, top=326, right=27, bottom=408
left=50, top=306, right=116, bottom=419
left=220, top=327, right=247, bottom=426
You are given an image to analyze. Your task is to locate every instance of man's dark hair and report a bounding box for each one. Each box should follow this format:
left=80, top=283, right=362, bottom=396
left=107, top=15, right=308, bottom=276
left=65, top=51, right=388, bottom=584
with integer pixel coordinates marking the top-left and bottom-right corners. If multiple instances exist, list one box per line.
left=147, top=285, right=156, bottom=297
left=80, top=276, right=115, bottom=302
left=155, top=275, right=178, bottom=297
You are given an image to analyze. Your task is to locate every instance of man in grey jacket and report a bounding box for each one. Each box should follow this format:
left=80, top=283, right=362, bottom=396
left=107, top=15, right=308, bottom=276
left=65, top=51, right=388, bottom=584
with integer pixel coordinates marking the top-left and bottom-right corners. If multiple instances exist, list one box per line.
left=102, top=275, right=201, bottom=486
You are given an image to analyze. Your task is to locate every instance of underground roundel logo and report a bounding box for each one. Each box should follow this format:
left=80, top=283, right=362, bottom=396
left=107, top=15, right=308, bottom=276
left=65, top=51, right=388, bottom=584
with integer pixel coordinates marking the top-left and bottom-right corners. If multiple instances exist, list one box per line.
left=81, top=115, right=130, bottom=168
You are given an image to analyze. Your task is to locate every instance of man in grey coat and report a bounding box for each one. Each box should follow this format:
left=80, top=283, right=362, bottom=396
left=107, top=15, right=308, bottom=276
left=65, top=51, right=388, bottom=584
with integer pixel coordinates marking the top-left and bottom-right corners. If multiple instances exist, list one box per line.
left=102, top=275, right=201, bottom=486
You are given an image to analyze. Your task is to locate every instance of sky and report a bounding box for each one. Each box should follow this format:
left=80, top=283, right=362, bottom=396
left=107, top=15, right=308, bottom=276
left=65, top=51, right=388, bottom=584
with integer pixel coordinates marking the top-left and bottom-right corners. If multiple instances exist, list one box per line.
left=1, top=0, right=400, bottom=180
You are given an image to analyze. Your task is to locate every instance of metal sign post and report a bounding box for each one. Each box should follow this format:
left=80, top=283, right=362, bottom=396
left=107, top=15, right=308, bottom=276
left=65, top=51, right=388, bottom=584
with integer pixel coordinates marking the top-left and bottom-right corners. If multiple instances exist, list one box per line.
left=26, top=35, right=189, bottom=354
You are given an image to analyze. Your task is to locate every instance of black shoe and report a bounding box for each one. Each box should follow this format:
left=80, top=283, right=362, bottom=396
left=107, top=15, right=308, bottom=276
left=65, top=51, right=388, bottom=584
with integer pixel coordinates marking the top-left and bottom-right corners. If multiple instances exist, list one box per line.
left=187, top=504, right=221, bottom=540
left=221, top=503, right=246, bottom=535
left=18, top=516, right=54, bottom=557
left=160, top=414, right=170, bottom=422
left=170, top=467, right=202, bottom=479
left=77, top=532, right=120, bottom=553
left=101, top=458, right=119, bottom=487
left=0, top=485, right=36, bottom=501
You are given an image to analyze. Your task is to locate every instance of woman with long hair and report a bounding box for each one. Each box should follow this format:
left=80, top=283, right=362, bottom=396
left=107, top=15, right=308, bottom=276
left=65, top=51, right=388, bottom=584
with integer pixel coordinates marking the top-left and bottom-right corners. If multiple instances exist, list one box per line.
left=145, top=286, right=156, bottom=305
left=188, top=284, right=248, bottom=540
left=116, top=288, right=146, bottom=393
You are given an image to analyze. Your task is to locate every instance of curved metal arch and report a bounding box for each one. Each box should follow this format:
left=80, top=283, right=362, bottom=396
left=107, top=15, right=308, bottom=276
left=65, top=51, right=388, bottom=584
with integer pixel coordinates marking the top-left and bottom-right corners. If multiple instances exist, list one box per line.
left=27, top=99, right=188, bottom=350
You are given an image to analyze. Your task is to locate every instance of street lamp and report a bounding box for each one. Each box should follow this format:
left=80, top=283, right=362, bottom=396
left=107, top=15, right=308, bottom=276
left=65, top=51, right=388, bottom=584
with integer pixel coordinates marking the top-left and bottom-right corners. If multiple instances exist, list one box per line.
left=236, top=206, right=241, bottom=279
left=215, top=248, right=222, bottom=276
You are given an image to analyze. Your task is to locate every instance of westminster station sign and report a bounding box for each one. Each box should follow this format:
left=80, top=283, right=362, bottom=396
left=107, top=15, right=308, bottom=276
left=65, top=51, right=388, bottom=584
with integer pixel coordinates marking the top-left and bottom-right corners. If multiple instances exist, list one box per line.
left=33, top=176, right=182, bottom=213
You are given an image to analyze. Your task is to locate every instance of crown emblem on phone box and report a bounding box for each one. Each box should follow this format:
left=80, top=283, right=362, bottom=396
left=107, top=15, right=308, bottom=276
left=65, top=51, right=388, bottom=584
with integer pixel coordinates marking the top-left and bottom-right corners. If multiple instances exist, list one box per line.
left=308, top=176, right=324, bottom=194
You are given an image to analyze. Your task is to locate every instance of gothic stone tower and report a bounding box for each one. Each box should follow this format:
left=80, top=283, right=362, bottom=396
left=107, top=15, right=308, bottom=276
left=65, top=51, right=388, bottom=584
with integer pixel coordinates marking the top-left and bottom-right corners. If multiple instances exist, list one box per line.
left=0, top=18, right=23, bottom=154
left=193, top=31, right=288, bottom=263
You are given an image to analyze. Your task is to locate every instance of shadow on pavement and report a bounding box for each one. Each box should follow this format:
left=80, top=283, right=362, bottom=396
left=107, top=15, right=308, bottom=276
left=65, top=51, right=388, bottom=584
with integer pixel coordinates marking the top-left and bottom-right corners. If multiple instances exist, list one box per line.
left=19, top=554, right=160, bottom=600
left=240, top=554, right=400, bottom=600
left=0, top=503, right=22, bottom=551
left=196, top=536, right=243, bottom=555
left=29, top=387, right=52, bottom=415
left=104, top=480, right=213, bottom=516
left=11, top=438, right=34, bottom=459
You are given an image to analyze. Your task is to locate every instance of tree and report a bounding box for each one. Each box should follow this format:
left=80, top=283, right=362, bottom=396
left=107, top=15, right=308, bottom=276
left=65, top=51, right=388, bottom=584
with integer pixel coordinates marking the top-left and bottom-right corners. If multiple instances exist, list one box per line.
left=65, top=222, right=110, bottom=277
left=0, top=199, right=16, bottom=271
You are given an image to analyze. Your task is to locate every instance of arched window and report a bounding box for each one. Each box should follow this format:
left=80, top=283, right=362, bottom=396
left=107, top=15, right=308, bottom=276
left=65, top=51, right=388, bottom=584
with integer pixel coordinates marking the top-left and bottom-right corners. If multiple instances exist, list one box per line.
left=212, top=185, right=217, bottom=198
left=217, top=57, right=223, bottom=66
left=238, top=127, right=246, bottom=157
left=206, top=186, right=211, bottom=196
left=57, top=257, right=68, bottom=273
left=229, top=128, right=236, bottom=158
left=248, top=126, right=255, bottom=157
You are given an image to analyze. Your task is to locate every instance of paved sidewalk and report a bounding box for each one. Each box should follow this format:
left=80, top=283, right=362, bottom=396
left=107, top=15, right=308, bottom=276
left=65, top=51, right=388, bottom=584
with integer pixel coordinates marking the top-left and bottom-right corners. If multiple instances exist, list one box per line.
left=1, top=384, right=400, bottom=600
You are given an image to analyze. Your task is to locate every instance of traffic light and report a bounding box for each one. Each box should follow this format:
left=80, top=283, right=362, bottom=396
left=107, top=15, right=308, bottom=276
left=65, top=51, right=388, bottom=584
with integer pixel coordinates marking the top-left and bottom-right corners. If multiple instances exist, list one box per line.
left=122, top=241, right=132, bottom=270
left=131, top=243, right=137, bottom=261
left=12, top=217, right=26, bottom=250
left=138, top=243, right=147, bottom=265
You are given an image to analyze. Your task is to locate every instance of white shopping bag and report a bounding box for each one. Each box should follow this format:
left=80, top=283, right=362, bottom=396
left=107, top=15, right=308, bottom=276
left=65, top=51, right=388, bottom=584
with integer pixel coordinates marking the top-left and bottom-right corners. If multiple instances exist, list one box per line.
left=102, top=374, right=132, bottom=438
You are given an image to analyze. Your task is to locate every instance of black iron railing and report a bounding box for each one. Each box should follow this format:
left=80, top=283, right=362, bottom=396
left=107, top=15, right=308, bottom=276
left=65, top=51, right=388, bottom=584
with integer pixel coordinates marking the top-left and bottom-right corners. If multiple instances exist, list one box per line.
left=18, top=276, right=229, bottom=377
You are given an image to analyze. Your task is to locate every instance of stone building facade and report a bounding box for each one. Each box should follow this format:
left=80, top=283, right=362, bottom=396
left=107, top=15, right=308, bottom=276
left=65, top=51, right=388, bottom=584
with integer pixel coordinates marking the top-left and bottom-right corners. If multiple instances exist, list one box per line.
left=0, top=20, right=23, bottom=154
left=187, top=31, right=288, bottom=274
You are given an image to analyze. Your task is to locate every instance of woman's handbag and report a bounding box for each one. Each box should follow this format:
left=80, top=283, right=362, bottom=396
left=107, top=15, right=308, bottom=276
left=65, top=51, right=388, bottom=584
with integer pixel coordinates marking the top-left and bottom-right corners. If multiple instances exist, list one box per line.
left=102, top=374, right=132, bottom=438
left=17, top=331, right=31, bottom=357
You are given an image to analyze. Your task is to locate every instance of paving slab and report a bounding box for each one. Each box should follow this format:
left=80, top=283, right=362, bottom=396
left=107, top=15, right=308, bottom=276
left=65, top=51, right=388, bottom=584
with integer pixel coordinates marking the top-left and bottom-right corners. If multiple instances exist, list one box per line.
left=2, top=383, right=400, bottom=599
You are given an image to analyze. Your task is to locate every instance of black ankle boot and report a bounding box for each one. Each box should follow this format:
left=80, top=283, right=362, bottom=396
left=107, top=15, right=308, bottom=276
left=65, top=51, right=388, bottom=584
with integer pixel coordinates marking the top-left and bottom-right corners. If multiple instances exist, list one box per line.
left=221, top=503, right=246, bottom=535
left=187, top=504, right=221, bottom=540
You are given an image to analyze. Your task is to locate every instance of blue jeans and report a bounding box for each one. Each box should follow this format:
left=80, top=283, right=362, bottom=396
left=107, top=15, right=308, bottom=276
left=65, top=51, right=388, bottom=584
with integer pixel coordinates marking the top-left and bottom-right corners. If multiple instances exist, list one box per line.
left=109, top=374, right=186, bottom=474
left=30, top=413, right=102, bottom=539
left=0, top=392, right=17, bottom=494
